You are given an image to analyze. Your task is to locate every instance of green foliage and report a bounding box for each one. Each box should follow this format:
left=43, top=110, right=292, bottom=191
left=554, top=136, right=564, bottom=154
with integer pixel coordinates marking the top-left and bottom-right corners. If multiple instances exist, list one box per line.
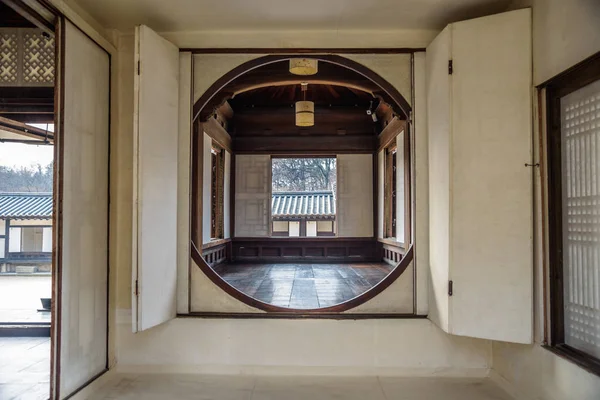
left=0, top=163, right=53, bottom=193
left=272, top=158, right=336, bottom=192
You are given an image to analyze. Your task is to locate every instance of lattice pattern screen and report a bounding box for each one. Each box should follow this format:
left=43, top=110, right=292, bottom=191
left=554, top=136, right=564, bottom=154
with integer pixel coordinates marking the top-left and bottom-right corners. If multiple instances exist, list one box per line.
left=561, top=78, right=600, bottom=359
left=0, top=28, right=54, bottom=86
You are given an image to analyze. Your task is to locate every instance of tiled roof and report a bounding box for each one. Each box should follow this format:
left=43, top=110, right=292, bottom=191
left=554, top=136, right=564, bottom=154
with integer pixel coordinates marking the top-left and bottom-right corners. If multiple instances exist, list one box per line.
left=272, top=191, right=335, bottom=220
left=0, top=193, right=52, bottom=219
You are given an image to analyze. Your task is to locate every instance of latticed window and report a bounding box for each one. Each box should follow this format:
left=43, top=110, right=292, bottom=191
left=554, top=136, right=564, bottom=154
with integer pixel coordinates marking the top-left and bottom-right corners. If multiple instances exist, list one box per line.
left=547, top=53, right=600, bottom=374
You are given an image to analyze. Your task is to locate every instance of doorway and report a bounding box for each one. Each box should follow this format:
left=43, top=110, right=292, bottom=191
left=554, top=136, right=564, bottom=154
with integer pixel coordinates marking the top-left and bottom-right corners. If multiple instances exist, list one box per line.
left=0, top=1, right=55, bottom=398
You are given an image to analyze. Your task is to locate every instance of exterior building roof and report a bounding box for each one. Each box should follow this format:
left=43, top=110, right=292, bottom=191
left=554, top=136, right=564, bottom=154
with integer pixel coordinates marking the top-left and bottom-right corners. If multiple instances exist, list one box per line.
left=0, top=193, right=53, bottom=220
left=272, top=191, right=335, bottom=220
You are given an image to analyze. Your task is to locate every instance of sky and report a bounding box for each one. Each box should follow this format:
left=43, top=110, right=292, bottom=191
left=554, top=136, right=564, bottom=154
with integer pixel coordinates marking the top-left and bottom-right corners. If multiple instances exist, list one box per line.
left=0, top=124, right=54, bottom=169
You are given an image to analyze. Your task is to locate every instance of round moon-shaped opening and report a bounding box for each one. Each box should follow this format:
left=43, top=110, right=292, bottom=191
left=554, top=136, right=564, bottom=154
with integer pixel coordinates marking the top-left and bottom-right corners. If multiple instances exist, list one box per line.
left=192, top=55, right=413, bottom=312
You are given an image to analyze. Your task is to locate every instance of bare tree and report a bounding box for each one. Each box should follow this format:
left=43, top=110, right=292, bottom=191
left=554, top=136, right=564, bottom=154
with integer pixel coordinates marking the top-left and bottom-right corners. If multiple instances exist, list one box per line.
left=272, top=158, right=336, bottom=192
left=0, top=163, right=53, bottom=192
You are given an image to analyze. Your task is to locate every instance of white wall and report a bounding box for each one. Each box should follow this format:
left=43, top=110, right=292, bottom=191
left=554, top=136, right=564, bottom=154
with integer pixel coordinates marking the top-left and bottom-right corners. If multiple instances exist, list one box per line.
left=396, top=131, right=405, bottom=242
left=42, top=227, right=52, bottom=252
left=202, top=133, right=212, bottom=244
left=337, top=154, right=373, bottom=237
left=289, top=221, right=300, bottom=237
left=223, top=151, right=231, bottom=239
left=8, top=228, right=21, bottom=252
left=306, top=221, right=317, bottom=237
left=490, top=1, right=600, bottom=399
left=117, top=318, right=491, bottom=376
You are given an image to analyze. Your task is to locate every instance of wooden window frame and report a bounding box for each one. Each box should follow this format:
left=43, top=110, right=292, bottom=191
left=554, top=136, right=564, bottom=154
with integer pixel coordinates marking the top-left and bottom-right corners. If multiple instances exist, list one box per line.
left=545, top=51, right=600, bottom=376
left=210, top=144, right=225, bottom=240
left=384, top=145, right=397, bottom=238
left=270, top=155, right=337, bottom=239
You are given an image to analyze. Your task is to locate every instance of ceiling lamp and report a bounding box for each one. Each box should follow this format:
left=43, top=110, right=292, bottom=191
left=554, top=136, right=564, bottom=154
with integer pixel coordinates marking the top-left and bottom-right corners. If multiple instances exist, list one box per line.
left=295, top=82, right=314, bottom=127
left=289, top=58, right=318, bottom=75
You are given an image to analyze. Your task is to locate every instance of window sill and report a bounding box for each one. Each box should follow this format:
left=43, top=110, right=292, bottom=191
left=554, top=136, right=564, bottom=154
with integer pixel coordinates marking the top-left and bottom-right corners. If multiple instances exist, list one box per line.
left=543, top=344, right=600, bottom=378
left=202, top=238, right=231, bottom=250
left=378, top=237, right=405, bottom=248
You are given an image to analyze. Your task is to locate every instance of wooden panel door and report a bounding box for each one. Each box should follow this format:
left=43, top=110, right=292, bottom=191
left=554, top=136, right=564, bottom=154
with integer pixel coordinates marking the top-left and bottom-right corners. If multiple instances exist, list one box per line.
left=234, top=155, right=271, bottom=237
left=53, top=18, right=110, bottom=399
left=450, top=9, right=532, bottom=344
left=427, top=9, right=533, bottom=343
left=426, top=24, right=452, bottom=333
left=132, top=25, right=179, bottom=332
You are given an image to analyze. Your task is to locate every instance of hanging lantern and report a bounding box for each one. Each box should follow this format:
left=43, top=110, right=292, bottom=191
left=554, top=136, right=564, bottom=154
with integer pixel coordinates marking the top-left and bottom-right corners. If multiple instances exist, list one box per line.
left=295, top=100, right=314, bottom=127
left=295, top=82, right=314, bottom=127
left=289, top=58, right=318, bottom=75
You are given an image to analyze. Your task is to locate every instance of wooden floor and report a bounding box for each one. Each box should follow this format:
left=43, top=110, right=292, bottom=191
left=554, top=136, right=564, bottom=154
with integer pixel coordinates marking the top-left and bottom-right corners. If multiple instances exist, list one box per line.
left=212, top=262, right=394, bottom=309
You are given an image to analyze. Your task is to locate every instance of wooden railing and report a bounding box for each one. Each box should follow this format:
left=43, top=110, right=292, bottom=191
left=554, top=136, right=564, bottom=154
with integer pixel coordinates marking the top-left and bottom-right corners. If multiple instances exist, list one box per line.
left=201, top=239, right=230, bottom=267
left=377, top=238, right=405, bottom=266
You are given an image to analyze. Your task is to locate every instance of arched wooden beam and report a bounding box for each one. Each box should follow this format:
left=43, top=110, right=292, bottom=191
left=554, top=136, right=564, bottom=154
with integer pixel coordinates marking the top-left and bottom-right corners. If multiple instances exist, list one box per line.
left=190, top=243, right=414, bottom=313
left=232, top=80, right=375, bottom=98
left=192, top=55, right=411, bottom=123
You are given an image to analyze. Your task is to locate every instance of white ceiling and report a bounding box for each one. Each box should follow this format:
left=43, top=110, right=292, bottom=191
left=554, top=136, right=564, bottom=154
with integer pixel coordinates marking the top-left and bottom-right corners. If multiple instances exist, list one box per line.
left=72, top=0, right=514, bottom=32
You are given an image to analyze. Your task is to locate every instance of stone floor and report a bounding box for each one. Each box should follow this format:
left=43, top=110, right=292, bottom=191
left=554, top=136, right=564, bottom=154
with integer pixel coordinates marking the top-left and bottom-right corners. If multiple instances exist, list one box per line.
left=212, top=262, right=394, bottom=308
left=86, top=374, right=514, bottom=400
left=0, top=275, right=52, bottom=323
left=0, top=337, right=50, bottom=400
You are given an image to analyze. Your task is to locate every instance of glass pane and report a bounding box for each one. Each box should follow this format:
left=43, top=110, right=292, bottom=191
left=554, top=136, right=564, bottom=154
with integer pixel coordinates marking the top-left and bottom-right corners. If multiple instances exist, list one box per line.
left=561, top=78, right=600, bottom=359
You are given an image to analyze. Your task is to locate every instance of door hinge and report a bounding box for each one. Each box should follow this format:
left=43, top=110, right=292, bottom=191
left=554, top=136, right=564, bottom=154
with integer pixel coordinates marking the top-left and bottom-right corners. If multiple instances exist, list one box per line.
left=134, top=280, right=139, bottom=296
left=448, top=60, right=453, bottom=75
left=448, top=280, right=453, bottom=296
left=137, top=60, right=140, bottom=75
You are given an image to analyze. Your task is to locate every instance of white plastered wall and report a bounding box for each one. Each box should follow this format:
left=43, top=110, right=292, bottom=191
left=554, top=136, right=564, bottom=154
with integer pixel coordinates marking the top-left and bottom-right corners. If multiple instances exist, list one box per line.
left=377, top=150, right=385, bottom=239
left=202, top=133, right=212, bottom=244
left=224, top=151, right=231, bottom=239
left=396, top=131, right=405, bottom=243
left=109, top=34, right=489, bottom=373
left=337, top=154, right=373, bottom=237
left=490, top=1, right=600, bottom=399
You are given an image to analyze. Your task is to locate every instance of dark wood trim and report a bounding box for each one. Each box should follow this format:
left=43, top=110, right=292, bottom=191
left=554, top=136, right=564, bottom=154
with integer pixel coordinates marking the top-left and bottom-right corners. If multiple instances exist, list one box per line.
left=0, top=116, right=55, bottom=142
left=181, top=48, right=425, bottom=55
left=377, top=117, right=405, bottom=152
left=191, top=123, right=202, bottom=246
left=233, top=135, right=377, bottom=154
left=229, top=153, right=235, bottom=239
left=179, top=312, right=426, bottom=320
left=233, top=236, right=371, bottom=242
left=538, top=51, right=600, bottom=90
left=538, top=89, right=549, bottom=345
left=3, top=219, right=10, bottom=265
left=403, top=121, right=412, bottom=246
left=544, top=51, right=600, bottom=372
left=543, top=345, right=600, bottom=378
left=3, top=0, right=55, bottom=36
left=51, top=16, right=65, bottom=400
left=202, top=117, right=232, bottom=153
left=372, top=153, right=378, bottom=238
left=192, top=55, right=411, bottom=123
left=191, top=241, right=413, bottom=314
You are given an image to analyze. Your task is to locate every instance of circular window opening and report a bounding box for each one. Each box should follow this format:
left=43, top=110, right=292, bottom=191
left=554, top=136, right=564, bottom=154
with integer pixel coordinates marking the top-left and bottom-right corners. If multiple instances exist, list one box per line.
left=191, top=55, right=414, bottom=312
